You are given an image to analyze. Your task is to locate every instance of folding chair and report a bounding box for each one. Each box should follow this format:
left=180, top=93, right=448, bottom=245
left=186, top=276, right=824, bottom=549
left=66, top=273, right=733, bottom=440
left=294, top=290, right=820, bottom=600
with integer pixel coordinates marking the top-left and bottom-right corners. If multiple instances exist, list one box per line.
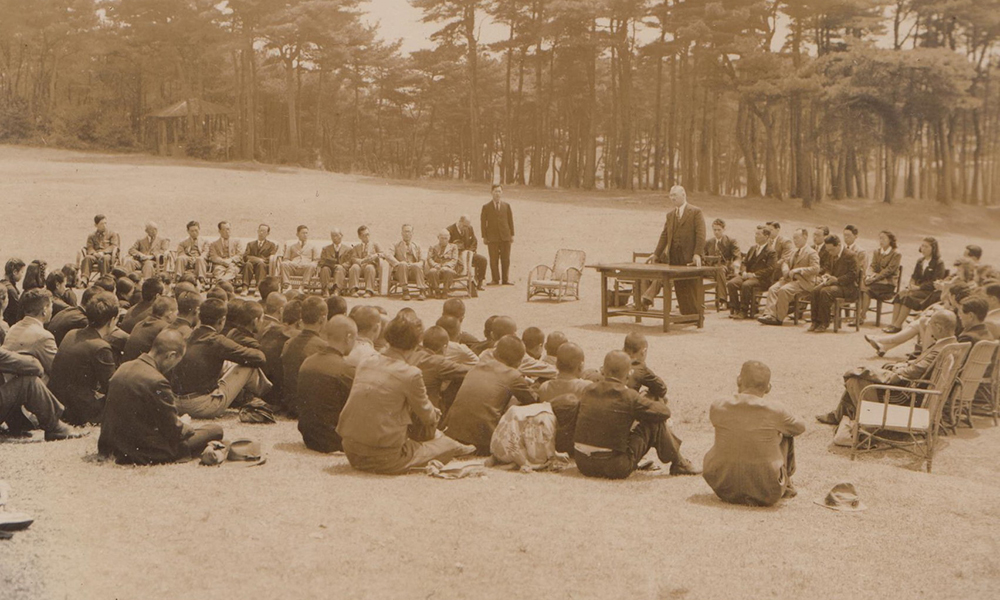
left=949, top=340, right=999, bottom=431
left=527, top=249, right=586, bottom=302
left=850, top=342, right=970, bottom=473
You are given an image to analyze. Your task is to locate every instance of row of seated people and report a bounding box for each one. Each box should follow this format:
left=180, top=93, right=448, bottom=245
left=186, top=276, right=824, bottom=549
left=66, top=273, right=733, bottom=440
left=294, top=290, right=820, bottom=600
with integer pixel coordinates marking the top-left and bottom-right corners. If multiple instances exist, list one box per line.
left=0, top=273, right=809, bottom=507
left=705, top=219, right=994, bottom=333
left=76, top=213, right=490, bottom=298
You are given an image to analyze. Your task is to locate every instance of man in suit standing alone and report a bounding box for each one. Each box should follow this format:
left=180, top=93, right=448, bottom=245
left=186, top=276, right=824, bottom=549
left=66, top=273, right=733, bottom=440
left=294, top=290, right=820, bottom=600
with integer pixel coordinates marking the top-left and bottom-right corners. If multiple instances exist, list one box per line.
left=480, top=184, right=515, bottom=286
left=637, top=185, right=706, bottom=315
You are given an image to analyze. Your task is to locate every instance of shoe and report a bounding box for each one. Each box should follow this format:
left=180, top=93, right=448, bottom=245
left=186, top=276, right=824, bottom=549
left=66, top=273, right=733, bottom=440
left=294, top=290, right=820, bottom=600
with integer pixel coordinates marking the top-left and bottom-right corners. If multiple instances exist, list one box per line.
left=348, top=287, right=358, bottom=297
left=882, top=326, right=901, bottom=334
left=487, top=281, right=500, bottom=286
left=807, top=323, right=819, bottom=332
left=782, top=482, right=798, bottom=499
left=416, top=292, right=426, bottom=301
left=728, top=312, right=741, bottom=319
left=668, top=458, right=701, bottom=476
left=864, top=335, right=885, bottom=357
left=477, top=282, right=485, bottom=291
left=731, top=313, right=745, bottom=320
left=814, top=324, right=829, bottom=333
left=640, top=299, right=654, bottom=311
left=758, top=316, right=782, bottom=326
left=402, top=294, right=411, bottom=301
left=44, top=422, right=86, bottom=442
left=815, top=412, right=838, bottom=426
left=502, top=281, right=513, bottom=286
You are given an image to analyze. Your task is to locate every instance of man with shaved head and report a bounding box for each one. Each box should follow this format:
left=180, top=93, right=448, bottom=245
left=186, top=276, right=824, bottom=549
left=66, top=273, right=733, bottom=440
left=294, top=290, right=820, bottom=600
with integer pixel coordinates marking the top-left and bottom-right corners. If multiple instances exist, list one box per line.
left=297, top=315, right=358, bottom=453
left=345, top=305, right=382, bottom=367
left=445, top=335, right=539, bottom=454
left=537, top=342, right=591, bottom=454
left=573, top=350, right=698, bottom=479
left=478, top=317, right=558, bottom=381
left=426, top=229, right=460, bottom=299
left=318, top=228, right=352, bottom=298
left=123, top=296, right=178, bottom=362
left=412, top=325, right=471, bottom=414
left=703, top=361, right=805, bottom=506
left=542, top=331, right=568, bottom=366
left=125, top=221, right=172, bottom=279
left=818, top=309, right=960, bottom=425
left=99, top=329, right=224, bottom=464
left=448, top=214, right=487, bottom=290
left=442, top=298, right=482, bottom=348
left=436, top=315, right=479, bottom=367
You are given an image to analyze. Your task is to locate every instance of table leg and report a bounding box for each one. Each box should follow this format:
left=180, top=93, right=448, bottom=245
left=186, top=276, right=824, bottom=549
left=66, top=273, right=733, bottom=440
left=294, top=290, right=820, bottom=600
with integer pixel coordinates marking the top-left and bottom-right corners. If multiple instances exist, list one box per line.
left=662, top=274, right=672, bottom=332
left=696, top=275, right=705, bottom=328
left=600, top=271, right=608, bottom=327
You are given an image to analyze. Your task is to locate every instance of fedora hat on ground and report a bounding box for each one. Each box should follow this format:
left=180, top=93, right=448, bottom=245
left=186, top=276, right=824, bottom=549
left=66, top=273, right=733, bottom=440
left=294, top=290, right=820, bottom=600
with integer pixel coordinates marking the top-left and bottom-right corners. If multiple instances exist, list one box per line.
left=814, top=482, right=867, bottom=512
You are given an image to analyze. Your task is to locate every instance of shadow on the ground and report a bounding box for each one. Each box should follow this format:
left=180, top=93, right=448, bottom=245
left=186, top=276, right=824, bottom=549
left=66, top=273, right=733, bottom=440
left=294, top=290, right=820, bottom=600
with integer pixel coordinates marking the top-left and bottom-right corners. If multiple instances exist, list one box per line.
left=685, top=492, right=784, bottom=512
left=575, top=322, right=703, bottom=338
left=273, top=442, right=324, bottom=456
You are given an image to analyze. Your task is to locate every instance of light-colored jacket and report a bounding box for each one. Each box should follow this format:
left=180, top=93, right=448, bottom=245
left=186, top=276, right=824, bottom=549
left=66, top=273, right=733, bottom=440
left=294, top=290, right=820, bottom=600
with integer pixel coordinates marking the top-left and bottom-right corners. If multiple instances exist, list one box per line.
left=284, top=240, right=318, bottom=264
left=2, top=316, right=57, bottom=380
left=784, top=245, right=821, bottom=289
left=208, top=237, right=243, bottom=266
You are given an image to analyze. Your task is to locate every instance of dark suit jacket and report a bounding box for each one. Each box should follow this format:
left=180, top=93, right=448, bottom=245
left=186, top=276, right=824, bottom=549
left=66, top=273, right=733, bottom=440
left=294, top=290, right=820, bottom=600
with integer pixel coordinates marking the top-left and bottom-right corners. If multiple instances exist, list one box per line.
left=297, top=347, right=355, bottom=453
left=411, top=346, right=470, bottom=410
left=741, top=245, right=777, bottom=287
left=447, top=223, right=480, bottom=254
left=628, top=359, right=668, bottom=400
left=49, top=326, right=116, bottom=425
left=98, top=354, right=189, bottom=464
left=244, top=239, right=278, bottom=261
left=704, top=235, right=740, bottom=265
left=171, top=325, right=265, bottom=396
left=911, top=258, right=946, bottom=292
left=480, top=201, right=514, bottom=244
left=574, top=379, right=669, bottom=453
left=281, top=329, right=329, bottom=415
left=47, top=306, right=88, bottom=346
left=958, top=323, right=995, bottom=346
left=122, top=316, right=169, bottom=362
left=444, top=359, right=537, bottom=451
left=821, top=248, right=859, bottom=295
left=259, top=322, right=292, bottom=405
left=867, top=249, right=902, bottom=285
left=120, top=299, right=154, bottom=334
left=2, top=280, right=21, bottom=325
left=318, top=244, right=353, bottom=271
left=652, top=204, right=706, bottom=265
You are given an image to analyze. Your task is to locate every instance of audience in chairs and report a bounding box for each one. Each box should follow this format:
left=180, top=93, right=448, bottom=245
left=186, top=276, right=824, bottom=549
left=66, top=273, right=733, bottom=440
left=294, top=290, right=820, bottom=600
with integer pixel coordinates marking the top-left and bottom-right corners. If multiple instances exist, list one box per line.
left=758, top=228, right=820, bottom=326
left=208, top=221, right=243, bottom=286
left=726, top=225, right=776, bottom=319
left=280, top=225, right=319, bottom=292
left=703, top=218, right=741, bottom=309
left=861, top=230, right=902, bottom=324
left=175, top=221, right=207, bottom=282
left=81, top=214, right=119, bottom=281
left=447, top=215, right=487, bottom=290
left=808, top=235, right=858, bottom=333
left=864, top=281, right=973, bottom=358
left=884, top=236, right=947, bottom=333
left=125, top=222, right=171, bottom=279
left=242, top=224, right=278, bottom=292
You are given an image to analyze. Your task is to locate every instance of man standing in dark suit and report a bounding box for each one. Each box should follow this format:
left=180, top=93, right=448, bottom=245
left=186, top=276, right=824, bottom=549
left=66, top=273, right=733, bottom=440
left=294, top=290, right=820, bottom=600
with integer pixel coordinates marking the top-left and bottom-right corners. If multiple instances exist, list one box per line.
left=243, top=224, right=278, bottom=292
left=480, top=184, right=515, bottom=286
left=809, top=235, right=858, bottom=333
left=447, top=215, right=487, bottom=290
left=639, top=185, right=707, bottom=314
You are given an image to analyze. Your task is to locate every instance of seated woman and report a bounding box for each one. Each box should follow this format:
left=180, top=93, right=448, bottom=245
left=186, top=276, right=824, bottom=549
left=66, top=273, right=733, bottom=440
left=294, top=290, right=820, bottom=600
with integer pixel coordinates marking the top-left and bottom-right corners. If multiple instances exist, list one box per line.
left=884, top=236, right=946, bottom=333
left=861, top=230, right=902, bottom=321
left=865, top=281, right=972, bottom=357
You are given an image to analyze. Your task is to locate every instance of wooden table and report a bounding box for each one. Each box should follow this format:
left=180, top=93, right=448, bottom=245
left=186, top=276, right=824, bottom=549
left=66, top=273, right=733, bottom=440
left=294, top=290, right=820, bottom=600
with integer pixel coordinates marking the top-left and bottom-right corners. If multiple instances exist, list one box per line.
left=588, top=263, right=722, bottom=332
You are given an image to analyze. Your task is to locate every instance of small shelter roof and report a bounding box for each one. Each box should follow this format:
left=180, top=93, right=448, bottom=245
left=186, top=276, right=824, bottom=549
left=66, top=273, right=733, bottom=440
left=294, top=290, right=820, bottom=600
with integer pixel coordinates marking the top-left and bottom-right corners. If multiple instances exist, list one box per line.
left=147, top=98, right=232, bottom=119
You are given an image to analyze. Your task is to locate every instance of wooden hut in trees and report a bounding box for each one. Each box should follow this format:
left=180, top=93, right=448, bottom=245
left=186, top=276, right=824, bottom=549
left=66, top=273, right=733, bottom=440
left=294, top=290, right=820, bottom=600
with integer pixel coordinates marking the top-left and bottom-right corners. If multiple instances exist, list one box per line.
left=146, top=99, right=232, bottom=158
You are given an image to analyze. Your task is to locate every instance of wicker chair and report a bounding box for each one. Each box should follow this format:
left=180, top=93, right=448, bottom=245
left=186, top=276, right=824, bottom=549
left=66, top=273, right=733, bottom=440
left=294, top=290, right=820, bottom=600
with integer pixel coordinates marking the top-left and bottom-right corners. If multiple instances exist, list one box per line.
left=527, top=249, right=586, bottom=302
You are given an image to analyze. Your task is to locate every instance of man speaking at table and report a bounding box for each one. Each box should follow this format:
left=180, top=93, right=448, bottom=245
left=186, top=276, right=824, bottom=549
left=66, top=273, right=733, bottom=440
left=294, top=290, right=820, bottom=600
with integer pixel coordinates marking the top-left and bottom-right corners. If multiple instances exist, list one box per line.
left=634, top=185, right=706, bottom=314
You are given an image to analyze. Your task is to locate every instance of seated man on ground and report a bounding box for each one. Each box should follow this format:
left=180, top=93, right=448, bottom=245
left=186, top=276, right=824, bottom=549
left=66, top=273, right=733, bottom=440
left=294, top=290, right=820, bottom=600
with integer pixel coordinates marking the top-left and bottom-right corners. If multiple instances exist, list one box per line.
left=542, top=331, right=568, bottom=366
left=436, top=315, right=479, bottom=367
left=98, top=329, right=223, bottom=464
left=81, top=214, right=120, bottom=280
left=758, top=228, right=820, bottom=326
left=318, top=228, right=352, bottom=298
left=326, top=295, right=348, bottom=319
left=412, top=325, right=471, bottom=415
left=242, top=224, right=278, bottom=292
left=125, top=222, right=171, bottom=279
left=225, top=300, right=264, bottom=348
left=168, top=290, right=201, bottom=339
left=47, top=286, right=102, bottom=346
left=336, top=315, right=476, bottom=474
left=574, top=351, right=699, bottom=479
left=391, top=224, right=428, bottom=301
left=478, top=317, right=558, bottom=381
left=175, top=221, right=208, bottom=283
left=281, top=296, right=329, bottom=416
left=537, top=342, right=592, bottom=455
left=2, top=289, right=57, bottom=381
left=817, top=310, right=959, bottom=424
left=426, top=229, right=461, bottom=299
left=442, top=298, right=482, bottom=348
left=259, top=295, right=296, bottom=408
left=445, top=335, right=538, bottom=455
left=280, top=226, right=319, bottom=292
left=48, top=291, right=119, bottom=425
left=623, top=332, right=667, bottom=403
left=122, top=296, right=178, bottom=362
left=0, top=346, right=78, bottom=440
left=345, top=305, right=382, bottom=367
left=45, top=271, right=74, bottom=316
left=171, top=298, right=269, bottom=419
left=208, top=221, right=244, bottom=287
left=120, top=277, right=165, bottom=334
left=521, top=327, right=545, bottom=362
left=703, top=361, right=805, bottom=507
left=298, top=315, right=357, bottom=453
left=703, top=218, right=741, bottom=309
left=726, top=226, right=776, bottom=319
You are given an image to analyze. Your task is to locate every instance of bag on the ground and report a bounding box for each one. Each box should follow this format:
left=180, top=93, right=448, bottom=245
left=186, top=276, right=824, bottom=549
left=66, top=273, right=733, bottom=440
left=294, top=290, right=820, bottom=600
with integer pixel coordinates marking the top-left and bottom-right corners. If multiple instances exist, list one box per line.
left=239, top=399, right=276, bottom=424
left=490, top=403, right=557, bottom=470
left=833, top=416, right=855, bottom=447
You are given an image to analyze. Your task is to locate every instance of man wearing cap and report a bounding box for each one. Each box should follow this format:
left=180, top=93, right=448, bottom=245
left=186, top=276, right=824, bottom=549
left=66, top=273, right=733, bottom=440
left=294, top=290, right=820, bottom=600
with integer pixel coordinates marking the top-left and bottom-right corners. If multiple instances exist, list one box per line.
left=703, top=361, right=805, bottom=506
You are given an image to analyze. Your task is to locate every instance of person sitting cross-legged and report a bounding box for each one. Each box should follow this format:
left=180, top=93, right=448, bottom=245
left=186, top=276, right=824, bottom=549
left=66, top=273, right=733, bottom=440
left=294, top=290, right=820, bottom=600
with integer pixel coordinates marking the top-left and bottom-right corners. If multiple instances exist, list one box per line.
left=817, top=310, right=959, bottom=425
left=336, top=315, right=476, bottom=474
left=726, top=225, right=776, bottom=319
left=172, top=298, right=270, bottom=419
left=478, top=317, right=558, bottom=381
left=120, top=278, right=165, bottom=334
left=98, top=329, right=224, bottom=465
left=297, top=315, right=357, bottom=453
left=442, top=298, right=482, bottom=348
left=623, top=332, right=668, bottom=403
left=345, top=305, right=382, bottom=368
left=436, top=315, right=479, bottom=367
left=167, top=290, right=201, bottom=340
left=445, top=335, right=539, bottom=455
left=0, top=345, right=79, bottom=440
left=703, top=360, right=806, bottom=507
left=412, top=325, right=471, bottom=417
left=573, top=351, right=699, bottom=479
left=542, top=331, right=568, bottom=366
left=281, top=296, right=329, bottom=417
left=259, top=295, right=295, bottom=409
left=537, top=342, right=592, bottom=455
left=757, top=228, right=821, bottom=326
left=48, top=291, right=119, bottom=425
left=122, top=296, right=178, bottom=362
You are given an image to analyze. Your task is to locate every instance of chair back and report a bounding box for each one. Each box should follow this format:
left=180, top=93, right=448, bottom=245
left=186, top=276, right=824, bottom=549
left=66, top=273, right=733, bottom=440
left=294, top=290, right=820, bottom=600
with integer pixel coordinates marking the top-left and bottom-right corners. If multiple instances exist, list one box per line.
left=955, top=341, right=998, bottom=404
left=923, top=342, right=971, bottom=415
left=632, top=251, right=651, bottom=263
left=552, top=249, right=586, bottom=279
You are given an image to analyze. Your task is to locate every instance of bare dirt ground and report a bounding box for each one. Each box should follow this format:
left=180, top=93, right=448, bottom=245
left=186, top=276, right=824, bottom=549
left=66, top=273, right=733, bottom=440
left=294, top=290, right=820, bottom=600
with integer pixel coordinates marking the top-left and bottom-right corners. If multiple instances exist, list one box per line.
left=1, top=145, right=999, bottom=600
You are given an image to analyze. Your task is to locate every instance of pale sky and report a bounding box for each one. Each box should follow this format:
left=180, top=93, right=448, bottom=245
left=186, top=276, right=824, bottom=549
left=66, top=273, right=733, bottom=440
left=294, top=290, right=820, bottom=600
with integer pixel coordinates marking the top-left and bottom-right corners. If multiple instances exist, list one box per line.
left=362, top=0, right=507, bottom=54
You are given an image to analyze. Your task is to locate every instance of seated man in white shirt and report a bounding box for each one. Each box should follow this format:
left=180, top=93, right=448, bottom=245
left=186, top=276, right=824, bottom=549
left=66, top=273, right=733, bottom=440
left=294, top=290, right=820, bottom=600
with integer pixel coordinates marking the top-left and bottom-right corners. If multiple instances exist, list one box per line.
left=280, top=225, right=318, bottom=291
left=390, top=224, right=427, bottom=301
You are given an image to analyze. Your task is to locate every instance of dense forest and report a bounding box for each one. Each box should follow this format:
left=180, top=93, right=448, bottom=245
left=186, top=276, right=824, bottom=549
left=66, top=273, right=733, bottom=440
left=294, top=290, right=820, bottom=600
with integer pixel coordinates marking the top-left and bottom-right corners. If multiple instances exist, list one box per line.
left=1, top=1, right=998, bottom=206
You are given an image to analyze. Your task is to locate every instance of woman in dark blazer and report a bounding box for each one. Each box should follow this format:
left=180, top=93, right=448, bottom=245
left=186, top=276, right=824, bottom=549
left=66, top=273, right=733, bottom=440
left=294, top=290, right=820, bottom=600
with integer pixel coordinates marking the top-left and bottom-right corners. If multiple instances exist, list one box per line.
left=1, top=258, right=26, bottom=326
left=862, top=230, right=903, bottom=322
left=884, top=237, right=946, bottom=333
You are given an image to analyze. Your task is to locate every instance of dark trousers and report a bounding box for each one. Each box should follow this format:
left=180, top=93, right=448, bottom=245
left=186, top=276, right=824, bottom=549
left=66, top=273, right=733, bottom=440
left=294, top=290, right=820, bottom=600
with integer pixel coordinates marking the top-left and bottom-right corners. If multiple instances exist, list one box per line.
left=182, top=424, right=224, bottom=458
left=812, top=285, right=849, bottom=326
left=243, top=257, right=268, bottom=289
left=576, top=420, right=682, bottom=480
left=726, top=275, right=762, bottom=316
left=471, top=253, right=488, bottom=285
left=487, top=242, right=511, bottom=284
left=669, top=245, right=700, bottom=315
left=0, top=375, right=64, bottom=432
